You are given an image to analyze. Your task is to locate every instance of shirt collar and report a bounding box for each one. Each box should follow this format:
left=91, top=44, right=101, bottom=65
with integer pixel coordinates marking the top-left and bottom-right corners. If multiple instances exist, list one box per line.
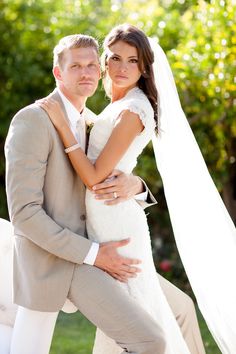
left=57, top=88, right=84, bottom=127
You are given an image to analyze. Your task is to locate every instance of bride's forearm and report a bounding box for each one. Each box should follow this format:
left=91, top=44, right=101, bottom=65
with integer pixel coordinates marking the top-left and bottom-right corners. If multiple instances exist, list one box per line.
left=57, top=124, right=77, bottom=149
left=55, top=110, right=143, bottom=190
left=58, top=125, right=109, bottom=188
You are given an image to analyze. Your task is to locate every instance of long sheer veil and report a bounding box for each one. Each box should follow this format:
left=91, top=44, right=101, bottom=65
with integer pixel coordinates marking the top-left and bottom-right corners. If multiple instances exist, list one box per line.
left=149, top=37, right=236, bottom=354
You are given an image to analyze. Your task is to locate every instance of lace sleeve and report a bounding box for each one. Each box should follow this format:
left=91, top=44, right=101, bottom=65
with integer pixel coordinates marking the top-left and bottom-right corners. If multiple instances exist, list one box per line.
left=124, top=97, right=156, bottom=136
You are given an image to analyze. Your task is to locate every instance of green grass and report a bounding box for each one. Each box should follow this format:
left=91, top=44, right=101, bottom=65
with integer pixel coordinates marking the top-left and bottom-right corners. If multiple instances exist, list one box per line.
left=50, top=308, right=221, bottom=354
left=50, top=311, right=96, bottom=354
left=197, top=310, right=221, bottom=354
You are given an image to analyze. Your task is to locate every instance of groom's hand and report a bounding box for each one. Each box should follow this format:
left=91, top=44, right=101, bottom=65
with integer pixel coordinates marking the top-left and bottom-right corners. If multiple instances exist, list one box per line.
left=92, top=170, right=144, bottom=205
left=94, top=238, right=142, bottom=282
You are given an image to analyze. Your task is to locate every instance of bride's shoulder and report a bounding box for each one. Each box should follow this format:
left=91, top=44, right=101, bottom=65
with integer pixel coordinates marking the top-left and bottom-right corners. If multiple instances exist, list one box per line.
left=123, top=87, right=153, bottom=115
left=123, top=87, right=155, bottom=128
left=120, top=87, right=155, bottom=133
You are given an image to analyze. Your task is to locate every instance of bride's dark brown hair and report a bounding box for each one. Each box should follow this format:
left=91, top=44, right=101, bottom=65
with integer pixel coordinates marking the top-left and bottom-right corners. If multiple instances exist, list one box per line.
left=102, top=24, right=158, bottom=131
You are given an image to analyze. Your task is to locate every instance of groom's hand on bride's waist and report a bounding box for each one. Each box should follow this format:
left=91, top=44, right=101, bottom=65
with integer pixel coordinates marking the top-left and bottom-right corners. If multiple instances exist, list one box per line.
left=92, top=170, right=144, bottom=205
left=94, top=238, right=142, bottom=282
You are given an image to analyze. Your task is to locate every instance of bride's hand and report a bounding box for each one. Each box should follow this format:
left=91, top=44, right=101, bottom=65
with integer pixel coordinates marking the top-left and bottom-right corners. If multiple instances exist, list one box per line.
left=36, top=97, right=68, bottom=131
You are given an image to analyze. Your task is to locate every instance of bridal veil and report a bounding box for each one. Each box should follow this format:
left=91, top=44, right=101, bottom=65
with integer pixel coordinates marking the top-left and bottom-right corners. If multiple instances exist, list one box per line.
left=149, top=37, right=236, bottom=354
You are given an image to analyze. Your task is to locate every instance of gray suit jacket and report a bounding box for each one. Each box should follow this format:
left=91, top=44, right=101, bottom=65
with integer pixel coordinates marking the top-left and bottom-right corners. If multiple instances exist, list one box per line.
left=5, top=89, right=93, bottom=311
left=5, top=89, right=156, bottom=311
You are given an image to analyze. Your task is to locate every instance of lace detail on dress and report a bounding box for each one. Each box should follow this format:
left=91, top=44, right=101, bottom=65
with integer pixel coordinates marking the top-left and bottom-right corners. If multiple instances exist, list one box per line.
left=124, top=99, right=155, bottom=136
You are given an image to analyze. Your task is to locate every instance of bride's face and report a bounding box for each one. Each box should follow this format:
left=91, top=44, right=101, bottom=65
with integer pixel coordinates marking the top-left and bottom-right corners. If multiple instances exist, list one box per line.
left=106, top=40, right=142, bottom=91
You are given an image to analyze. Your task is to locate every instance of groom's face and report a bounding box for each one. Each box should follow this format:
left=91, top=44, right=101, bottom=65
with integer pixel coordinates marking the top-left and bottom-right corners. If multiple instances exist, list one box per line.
left=54, top=46, right=100, bottom=99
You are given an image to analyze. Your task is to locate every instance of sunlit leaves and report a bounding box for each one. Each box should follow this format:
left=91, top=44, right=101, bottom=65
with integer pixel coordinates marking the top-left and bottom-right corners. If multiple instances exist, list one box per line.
left=166, top=1, right=236, bottom=189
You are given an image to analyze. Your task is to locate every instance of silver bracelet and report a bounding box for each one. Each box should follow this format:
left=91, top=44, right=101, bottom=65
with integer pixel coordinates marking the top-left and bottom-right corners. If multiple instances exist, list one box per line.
left=64, top=143, right=81, bottom=154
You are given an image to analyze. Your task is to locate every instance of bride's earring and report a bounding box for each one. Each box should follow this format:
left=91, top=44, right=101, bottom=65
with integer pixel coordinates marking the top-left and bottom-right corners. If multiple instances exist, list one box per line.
left=142, top=70, right=147, bottom=78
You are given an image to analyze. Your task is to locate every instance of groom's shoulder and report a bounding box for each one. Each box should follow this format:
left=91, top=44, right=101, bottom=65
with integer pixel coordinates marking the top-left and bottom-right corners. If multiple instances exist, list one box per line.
left=15, top=102, right=42, bottom=117
left=11, top=104, right=48, bottom=132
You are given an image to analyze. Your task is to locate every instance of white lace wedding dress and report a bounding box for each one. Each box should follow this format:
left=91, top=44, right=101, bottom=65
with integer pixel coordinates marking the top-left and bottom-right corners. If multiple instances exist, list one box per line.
left=86, top=87, right=190, bottom=354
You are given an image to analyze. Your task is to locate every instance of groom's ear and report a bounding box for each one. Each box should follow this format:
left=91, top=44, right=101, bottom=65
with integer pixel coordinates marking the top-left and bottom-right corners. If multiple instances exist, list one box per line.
left=53, top=66, right=62, bottom=81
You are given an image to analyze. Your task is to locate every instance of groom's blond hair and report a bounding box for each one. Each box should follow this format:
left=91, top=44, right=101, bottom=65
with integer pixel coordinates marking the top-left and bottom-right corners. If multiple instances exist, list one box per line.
left=53, top=34, right=99, bottom=68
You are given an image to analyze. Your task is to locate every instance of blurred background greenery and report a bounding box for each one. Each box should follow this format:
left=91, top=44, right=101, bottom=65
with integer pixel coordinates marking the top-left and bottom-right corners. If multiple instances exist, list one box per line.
left=0, top=0, right=235, bottom=293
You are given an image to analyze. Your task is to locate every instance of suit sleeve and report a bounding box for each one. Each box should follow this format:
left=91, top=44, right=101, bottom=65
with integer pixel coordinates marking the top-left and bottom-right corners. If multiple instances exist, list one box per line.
left=136, top=177, right=157, bottom=209
left=5, top=106, right=92, bottom=264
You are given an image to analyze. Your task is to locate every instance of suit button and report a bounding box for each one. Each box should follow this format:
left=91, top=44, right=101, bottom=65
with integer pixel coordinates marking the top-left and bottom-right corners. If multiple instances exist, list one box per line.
left=80, top=214, right=86, bottom=221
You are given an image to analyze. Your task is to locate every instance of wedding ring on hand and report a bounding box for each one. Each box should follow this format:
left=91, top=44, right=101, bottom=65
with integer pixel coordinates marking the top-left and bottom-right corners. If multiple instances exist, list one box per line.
left=113, top=192, right=118, bottom=199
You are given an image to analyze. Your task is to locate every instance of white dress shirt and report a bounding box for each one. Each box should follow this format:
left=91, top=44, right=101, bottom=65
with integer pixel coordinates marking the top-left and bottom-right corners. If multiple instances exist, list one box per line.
left=58, top=89, right=147, bottom=265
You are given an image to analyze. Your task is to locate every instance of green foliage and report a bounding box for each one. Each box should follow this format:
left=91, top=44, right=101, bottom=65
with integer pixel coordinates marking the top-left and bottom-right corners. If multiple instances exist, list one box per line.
left=170, top=0, right=236, bottom=188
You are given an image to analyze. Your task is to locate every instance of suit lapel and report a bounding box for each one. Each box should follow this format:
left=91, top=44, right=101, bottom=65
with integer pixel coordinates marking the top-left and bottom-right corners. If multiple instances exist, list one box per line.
left=48, top=88, right=70, bottom=124
left=48, top=88, right=90, bottom=153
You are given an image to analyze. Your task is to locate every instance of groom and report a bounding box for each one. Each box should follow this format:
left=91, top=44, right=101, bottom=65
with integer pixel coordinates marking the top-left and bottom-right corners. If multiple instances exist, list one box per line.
left=5, top=34, right=205, bottom=353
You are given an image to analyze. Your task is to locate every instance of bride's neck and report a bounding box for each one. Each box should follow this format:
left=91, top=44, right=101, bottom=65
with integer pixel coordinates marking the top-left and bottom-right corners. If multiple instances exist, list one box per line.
left=111, top=84, right=136, bottom=103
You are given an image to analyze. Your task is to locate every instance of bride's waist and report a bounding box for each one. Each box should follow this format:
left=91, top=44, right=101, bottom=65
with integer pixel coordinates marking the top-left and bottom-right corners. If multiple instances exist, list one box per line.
left=85, top=189, right=138, bottom=209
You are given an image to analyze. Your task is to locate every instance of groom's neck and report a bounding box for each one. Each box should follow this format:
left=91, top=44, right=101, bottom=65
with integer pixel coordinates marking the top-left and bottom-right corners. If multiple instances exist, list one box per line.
left=58, top=85, right=87, bottom=113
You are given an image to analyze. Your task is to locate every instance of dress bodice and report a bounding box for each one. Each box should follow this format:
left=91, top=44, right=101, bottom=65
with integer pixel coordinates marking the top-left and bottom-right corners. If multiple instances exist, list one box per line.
left=87, top=87, right=156, bottom=173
